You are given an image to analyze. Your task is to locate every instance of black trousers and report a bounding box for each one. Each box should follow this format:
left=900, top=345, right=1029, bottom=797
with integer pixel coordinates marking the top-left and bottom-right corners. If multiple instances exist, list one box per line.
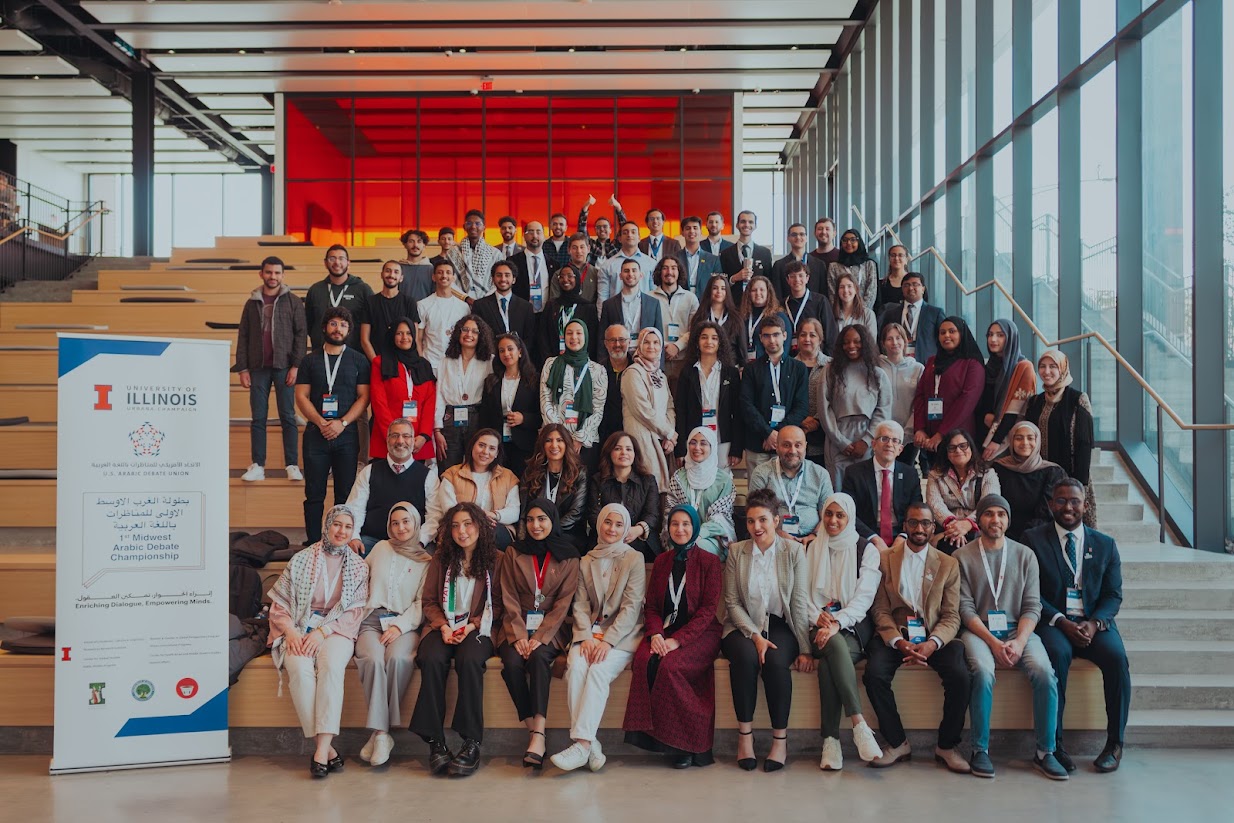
left=862, top=637, right=971, bottom=749
left=498, top=641, right=560, bottom=721
left=302, top=426, right=358, bottom=543
left=722, top=614, right=800, bottom=728
left=1038, top=623, right=1131, bottom=746
left=409, top=630, right=494, bottom=743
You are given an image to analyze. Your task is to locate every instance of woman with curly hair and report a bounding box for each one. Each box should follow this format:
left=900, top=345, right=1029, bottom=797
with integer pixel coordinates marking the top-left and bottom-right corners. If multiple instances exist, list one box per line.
left=689, top=274, right=745, bottom=359
left=819, top=324, right=891, bottom=488
left=426, top=428, right=521, bottom=549
left=478, top=332, right=541, bottom=478
left=433, top=314, right=495, bottom=470
left=738, top=274, right=791, bottom=363
left=520, top=423, right=588, bottom=547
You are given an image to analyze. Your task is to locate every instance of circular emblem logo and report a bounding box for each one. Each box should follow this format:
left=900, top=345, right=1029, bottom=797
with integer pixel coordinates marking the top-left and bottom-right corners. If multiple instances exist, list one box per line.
left=131, top=680, right=155, bottom=702
left=176, top=677, right=199, bottom=699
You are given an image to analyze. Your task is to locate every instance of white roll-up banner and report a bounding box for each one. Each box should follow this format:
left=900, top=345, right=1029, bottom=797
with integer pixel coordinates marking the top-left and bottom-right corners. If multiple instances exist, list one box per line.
left=52, top=334, right=231, bottom=773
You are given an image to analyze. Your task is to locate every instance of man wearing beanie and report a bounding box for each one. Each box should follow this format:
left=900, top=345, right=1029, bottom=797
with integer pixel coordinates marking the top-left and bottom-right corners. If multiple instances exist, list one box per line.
left=955, top=494, right=1066, bottom=781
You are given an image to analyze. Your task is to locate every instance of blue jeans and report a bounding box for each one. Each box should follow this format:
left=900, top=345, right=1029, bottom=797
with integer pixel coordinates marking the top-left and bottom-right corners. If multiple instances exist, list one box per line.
left=248, top=367, right=298, bottom=466
left=961, top=630, right=1058, bottom=754
left=302, top=426, right=359, bottom=543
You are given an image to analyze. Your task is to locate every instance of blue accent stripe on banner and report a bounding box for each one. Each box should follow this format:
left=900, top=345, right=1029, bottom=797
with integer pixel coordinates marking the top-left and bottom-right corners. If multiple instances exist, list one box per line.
left=58, top=337, right=170, bottom=378
left=114, top=688, right=229, bottom=738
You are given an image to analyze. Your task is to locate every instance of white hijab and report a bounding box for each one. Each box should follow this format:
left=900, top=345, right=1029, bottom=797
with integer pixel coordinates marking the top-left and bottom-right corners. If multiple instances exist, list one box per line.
left=684, top=426, right=719, bottom=490
left=805, top=492, right=860, bottom=616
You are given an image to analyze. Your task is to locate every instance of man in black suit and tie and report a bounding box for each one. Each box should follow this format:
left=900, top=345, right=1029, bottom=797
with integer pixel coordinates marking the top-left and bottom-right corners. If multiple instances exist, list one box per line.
left=843, top=420, right=923, bottom=544
left=719, top=210, right=773, bottom=302
left=637, top=208, right=682, bottom=262
left=702, top=211, right=733, bottom=256
left=1023, top=477, right=1130, bottom=774
left=509, top=221, right=549, bottom=313
left=599, top=258, right=664, bottom=361
left=770, top=223, right=827, bottom=299
left=877, top=273, right=944, bottom=364
left=471, top=260, right=535, bottom=345
left=496, top=216, right=524, bottom=259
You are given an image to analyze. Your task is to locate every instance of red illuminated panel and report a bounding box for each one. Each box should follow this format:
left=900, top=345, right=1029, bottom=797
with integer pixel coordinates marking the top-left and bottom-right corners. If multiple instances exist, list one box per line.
left=284, top=98, right=352, bottom=180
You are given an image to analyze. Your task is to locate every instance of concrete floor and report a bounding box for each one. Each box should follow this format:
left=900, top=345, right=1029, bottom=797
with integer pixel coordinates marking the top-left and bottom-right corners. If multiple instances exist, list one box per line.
left=3, top=749, right=1225, bottom=823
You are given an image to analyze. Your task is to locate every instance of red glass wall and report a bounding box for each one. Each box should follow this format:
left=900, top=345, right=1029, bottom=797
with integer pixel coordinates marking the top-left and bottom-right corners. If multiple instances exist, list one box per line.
left=283, top=94, right=734, bottom=246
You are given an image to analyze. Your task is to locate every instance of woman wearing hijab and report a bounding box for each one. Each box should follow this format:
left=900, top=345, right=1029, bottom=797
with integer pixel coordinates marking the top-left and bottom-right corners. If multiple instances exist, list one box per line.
left=537, top=264, right=600, bottom=364
left=410, top=501, right=501, bottom=777
left=827, top=228, right=880, bottom=311
left=520, top=424, right=588, bottom=547
left=540, top=317, right=608, bottom=474
left=622, top=326, right=678, bottom=490
left=978, top=319, right=1037, bottom=461
left=911, top=316, right=987, bottom=462
left=551, top=503, right=647, bottom=772
left=267, top=505, right=369, bottom=778
left=623, top=504, right=724, bottom=768
left=354, top=503, right=432, bottom=767
left=803, top=493, right=885, bottom=769
left=497, top=499, right=582, bottom=769
left=994, top=421, right=1068, bottom=541
left=664, top=427, right=736, bottom=561
left=721, top=488, right=812, bottom=773
left=1023, top=349, right=1097, bottom=526
left=819, top=324, right=891, bottom=489
left=369, top=317, right=436, bottom=461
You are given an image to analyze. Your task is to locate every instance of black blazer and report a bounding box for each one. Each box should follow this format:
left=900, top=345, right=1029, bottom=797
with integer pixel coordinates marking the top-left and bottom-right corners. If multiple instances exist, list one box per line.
left=673, top=362, right=743, bottom=456
left=535, top=300, right=599, bottom=366
left=878, top=302, right=946, bottom=365
left=782, top=291, right=838, bottom=354
left=509, top=250, right=555, bottom=304
left=1023, top=523, right=1123, bottom=630
left=842, top=458, right=923, bottom=539
left=770, top=254, right=827, bottom=300
left=738, top=355, right=810, bottom=450
left=719, top=242, right=773, bottom=301
left=477, top=374, right=542, bottom=454
left=598, top=293, right=664, bottom=357
left=472, top=292, right=536, bottom=347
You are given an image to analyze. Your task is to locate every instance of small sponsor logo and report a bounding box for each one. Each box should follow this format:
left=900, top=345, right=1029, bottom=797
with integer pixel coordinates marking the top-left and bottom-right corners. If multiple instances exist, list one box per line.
left=88, top=683, right=106, bottom=705
left=131, top=680, right=155, bottom=702
left=93, top=385, right=113, bottom=411
left=128, top=422, right=165, bottom=457
left=175, top=678, right=199, bottom=699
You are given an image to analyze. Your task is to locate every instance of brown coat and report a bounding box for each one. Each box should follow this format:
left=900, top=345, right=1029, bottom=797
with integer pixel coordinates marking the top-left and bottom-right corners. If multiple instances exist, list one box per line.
left=440, top=463, right=520, bottom=511
left=419, top=551, right=503, bottom=639
left=571, top=550, right=646, bottom=653
left=496, top=548, right=580, bottom=650
left=871, top=543, right=962, bottom=647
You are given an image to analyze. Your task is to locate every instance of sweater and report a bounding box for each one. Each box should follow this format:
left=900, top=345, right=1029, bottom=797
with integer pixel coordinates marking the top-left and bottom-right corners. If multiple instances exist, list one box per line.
left=955, top=538, right=1042, bottom=628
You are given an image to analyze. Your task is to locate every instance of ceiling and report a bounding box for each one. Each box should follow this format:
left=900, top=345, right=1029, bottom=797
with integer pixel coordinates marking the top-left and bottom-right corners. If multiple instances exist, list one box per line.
left=0, top=0, right=866, bottom=177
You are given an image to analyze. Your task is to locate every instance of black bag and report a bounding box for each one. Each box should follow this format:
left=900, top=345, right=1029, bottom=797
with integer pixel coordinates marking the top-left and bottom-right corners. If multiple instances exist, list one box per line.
left=228, top=614, right=270, bottom=685
left=229, top=564, right=263, bottom=620
left=228, top=529, right=290, bottom=568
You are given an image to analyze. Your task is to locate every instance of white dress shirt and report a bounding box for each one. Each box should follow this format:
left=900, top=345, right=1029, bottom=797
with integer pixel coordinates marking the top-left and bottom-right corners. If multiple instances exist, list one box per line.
left=749, top=541, right=784, bottom=625
left=1048, top=521, right=1086, bottom=626
left=345, top=457, right=440, bottom=546
left=434, top=355, right=492, bottom=428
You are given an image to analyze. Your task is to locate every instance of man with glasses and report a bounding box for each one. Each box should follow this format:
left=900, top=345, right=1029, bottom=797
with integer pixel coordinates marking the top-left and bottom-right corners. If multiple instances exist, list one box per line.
left=739, top=316, right=809, bottom=476
left=771, top=223, right=826, bottom=300
left=863, top=500, right=972, bottom=772
left=1022, top=478, right=1129, bottom=774
left=842, top=420, right=922, bottom=544
left=878, top=270, right=943, bottom=364
left=598, top=325, right=632, bottom=447
left=447, top=209, right=502, bottom=300
left=747, top=425, right=832, bottom=548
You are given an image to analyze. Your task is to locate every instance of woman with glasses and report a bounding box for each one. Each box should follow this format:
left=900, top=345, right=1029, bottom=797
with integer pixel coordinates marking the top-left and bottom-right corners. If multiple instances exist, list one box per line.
left=536, top=264, right=600, bottom=365
left=433, top=314, right=495, bottom=471
left=877, top=245, right=927, bottom=308
left=827, top=229, right=879, bottom=311
left=924, top=428, right=1001, bottom=553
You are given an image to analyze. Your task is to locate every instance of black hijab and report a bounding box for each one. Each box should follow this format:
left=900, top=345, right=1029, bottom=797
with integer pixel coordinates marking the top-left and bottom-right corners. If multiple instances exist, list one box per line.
left=837, top=229, right=871, bottom=267
left=932, top=315, right=985, bottom=375
left=379, top=316, right=435, bottom=383
left=556, top=264, right=583, bottom=308
left=518, top=498, right=579, bottom=561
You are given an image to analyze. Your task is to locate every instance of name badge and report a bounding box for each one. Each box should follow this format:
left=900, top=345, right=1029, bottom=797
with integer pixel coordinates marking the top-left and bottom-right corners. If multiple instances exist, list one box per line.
left=303, top=609, right=327, bottom=633
left=452, top=405, right=469, bottom=427
left=321, top=394, right=339, bottom=419
left=450, top=610, right=471, bottom=630
left=746, top=345, right=757, bottom=362
left=667, top=322, right=680, bottom=343
left=526, top=610, right=545, bottom=635
left=926, top=397, right=944, bottom=421
left=378, top=611, right=399, bottom=632
left=702, top=408, right=718, bottom=431
left=1066, top=587, right=1085, bottom=619
left=824, top=600, right=842, bottom=614
left=782, top=514, right=800, bottom=536
left=987, top=609, right=1010, bottom=640
left=502, top=422, right=512, bottom=442
left=905, top=344, right=916, bottom=358
left=529, top=284, right=544, bottom=312
left=558, top=333, right=566, bottom=355
left=402, top=399, right=418, bottom=422
left=591, top=621, right=605, bottom=641
left=906, top=616, right=927, bottom=644
left=564, top=401, right=579, bottom=426
left=770, top=404, right=786, bottom=425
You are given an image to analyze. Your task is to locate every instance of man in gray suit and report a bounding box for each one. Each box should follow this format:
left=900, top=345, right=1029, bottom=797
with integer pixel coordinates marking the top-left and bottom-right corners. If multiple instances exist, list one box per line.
left=599, top=258, right=664, bottom=361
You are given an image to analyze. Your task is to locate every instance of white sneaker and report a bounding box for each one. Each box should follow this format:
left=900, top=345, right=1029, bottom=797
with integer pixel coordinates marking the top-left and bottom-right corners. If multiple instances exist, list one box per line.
left=360, top=730, right=379, bottom=762
left=284, top=464, right=303, bottom=481
left=370, top=732, right=394, bottom=766
left=587, top=738, right=606, bottom=771
left=820, top=736, right=843, bottom=770
left=853, top=721, right=883, bottom=762
left=550, top=742, right=591, bottom=772
left=240, top=463, right=265, bottom=482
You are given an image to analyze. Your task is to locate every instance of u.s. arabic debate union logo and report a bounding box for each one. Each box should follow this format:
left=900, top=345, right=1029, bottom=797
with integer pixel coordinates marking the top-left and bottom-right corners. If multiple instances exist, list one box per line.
left=128, top=422, right=165, bottom=457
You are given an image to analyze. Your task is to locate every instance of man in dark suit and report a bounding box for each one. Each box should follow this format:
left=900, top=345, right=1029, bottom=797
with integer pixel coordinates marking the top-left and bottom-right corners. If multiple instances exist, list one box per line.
left=1023, top=477, right=1130, bottom=774
left=781, top=260, right=834, bottom=354
left=770, top=223, right=827, bottom=299
left=843, top=420, right=923, bottom=544
left=676, top=215, right=724, bottom=301
left=738, top=315, right=810, bottom=476
left=877, top=272, right=944, bottom=364
left=471, top=259, right=535, bottom=345
left=702, top=211, right=734, bottom=256
left=543, top=212, right=571, bottom=272
left=719, top=210, right=773, bottom=302
left=509, top=220, right=549, bottom=312
left=598, top=258, right=664, bottom=361
left=496, top=216, right=524, bottom=259
left=636, top=208, right=682, bottom=262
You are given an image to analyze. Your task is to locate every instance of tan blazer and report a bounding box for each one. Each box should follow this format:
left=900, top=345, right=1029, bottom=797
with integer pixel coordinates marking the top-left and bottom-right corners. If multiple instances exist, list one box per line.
left=496, top=548, right=580, bottom=650
left=419, top=551, right=503, bottom=639
left=721, top=537, right=812, bottom=653
left=871, top=543, right=962, bottom=647
left=571, top=549, right=646, bottom=653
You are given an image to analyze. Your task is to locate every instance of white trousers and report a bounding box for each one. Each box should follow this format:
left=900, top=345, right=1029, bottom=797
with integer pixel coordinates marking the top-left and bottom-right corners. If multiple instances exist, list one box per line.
left=565, top=642, right=633, bottom=742
left=284, top=633, right=354, bottom=738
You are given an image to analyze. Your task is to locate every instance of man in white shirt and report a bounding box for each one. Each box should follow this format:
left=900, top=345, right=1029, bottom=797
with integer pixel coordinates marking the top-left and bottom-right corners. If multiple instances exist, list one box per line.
left=598, top=259, right=664, bottom=356
left=719, top=210, right=773, bottom=301
left=877, top=272, right=944, bottom=363
left=496, top=216, right=523, bottom=259
left=702, top=211, right=732, bottom=256
left=415, top=260, right=471, bottom=374
left=346, top=420, right=439, bottom=553
left=447, top=208, right=502, bottom=300
left=676, top=215, right=724, bottom=300
left=598, top=221, right=655, bottom=306
left=511, top=221, right=549, bottom=312
left=747, top=426, right=833, bottom=548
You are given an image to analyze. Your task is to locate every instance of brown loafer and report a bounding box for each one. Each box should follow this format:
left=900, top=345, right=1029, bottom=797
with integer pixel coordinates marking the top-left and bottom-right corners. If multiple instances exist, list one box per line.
left=934, top=746, right=972, bottom=773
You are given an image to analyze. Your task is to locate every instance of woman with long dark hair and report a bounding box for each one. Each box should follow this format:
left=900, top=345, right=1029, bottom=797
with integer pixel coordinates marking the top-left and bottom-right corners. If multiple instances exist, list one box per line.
left=433, top=314, right=495, bottom=470
left=819, top=324, right=891, bottom=489
left=689, top=275, right=745, bottom=360
left=369, top=317, right=436, bottom=461
left=827, top=271, right=878, bottom=351
left=675, top=319, right=743, bottom=466
left=589, top=431, right=662, bottom=560
left=925, top=428, right=1002, bottom=553
left=827, top=228, right=879, bottom=310
left=520, top=424, right=588, bottom=547
left=426, top=428, right=521, bottom=549
left=911, top=316, right=986, bottom=462
left=478, top=332, right=541, bottom=478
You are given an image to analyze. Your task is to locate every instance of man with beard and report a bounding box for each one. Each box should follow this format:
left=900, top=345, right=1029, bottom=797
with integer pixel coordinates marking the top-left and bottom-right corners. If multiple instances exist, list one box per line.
left=304, top=244, right=374, bottom=351
left=496, top=216, right=523, bottom=259
left=398, top=229, right=435, bottom=303
left=543, top=212, right=572, bottom=272
left=810, top=217, right=840, bottom=267
left=577, top=193, right=624, bottom=264
left=747, top=425, right=832, bottom=548
left=361, top=260, right=420, bottom=362
left=472, top=259, right=535, bottom=344
left=448, top=209, right=502, bottom=300
left=344, top=419, right=439, bottom=555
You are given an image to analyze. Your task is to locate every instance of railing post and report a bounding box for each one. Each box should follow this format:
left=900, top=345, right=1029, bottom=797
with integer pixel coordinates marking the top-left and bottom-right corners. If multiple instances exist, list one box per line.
left=1156, top=405, right=1166, bottom=544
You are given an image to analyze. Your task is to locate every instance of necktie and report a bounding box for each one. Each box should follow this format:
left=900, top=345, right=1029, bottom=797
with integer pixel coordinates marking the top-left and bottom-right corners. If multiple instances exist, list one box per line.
left=500, top=296, right=509, bottom=330
left=532, top=256, right=540, bottom=286
left=742, top=244, right=750, bottom=259
left=1065, top=532, right=1077, bottom=571
left=879, top=469, right=894, bottom=544
left=394, top=463, right=404, bottom=474
left=500, top=296, right=508, bottom=312
left=905, top=302, right=915, bottom=331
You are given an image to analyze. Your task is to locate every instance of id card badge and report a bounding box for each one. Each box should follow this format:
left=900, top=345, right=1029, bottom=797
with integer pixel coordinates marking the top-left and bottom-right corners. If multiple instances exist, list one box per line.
left=402, top=399, right=418, bottom=422
left=591, top=621, right=605, bottom=641
left=304, top=609, right=327, bottom=633
left=746, top=345, right=757, bottom=363
left=667, top=322, right=680, bottom=343
left=987, top=610, right=1010, bottom=640
left=782, top=515, right=801, bottom=536
left=905, top=344, right=917, bottom=358
left=824, top=600, right=842, bottom=614
left=529, top=284, right=544, bottom=312
left=450, top=610, right=471, bottom=630
left=452, top=405, right=469, bottom=427
left=1066, top=587, right=1085, bottom=619
left=906, top=616, right=927, bottom=644
left=321, top=394, right=339, bottom=419
left=558, top=333, right=566, bottom=355
left=770, top=404, right=786, bottom=425
left=378, top=611, right=399, bottom=632
left=926, top=397, right=944, bottom=421
left=564, top=401, right=579, bottom=426
left=525, top=610, right=545, bottom=635
left=702, top=408, right=718, bottom=432
left=502, top=422, right=512, bottom=442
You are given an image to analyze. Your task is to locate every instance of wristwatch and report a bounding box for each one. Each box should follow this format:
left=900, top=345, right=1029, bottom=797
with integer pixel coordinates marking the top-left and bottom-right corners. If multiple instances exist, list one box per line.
left=340, top=419, right=349, bottom=428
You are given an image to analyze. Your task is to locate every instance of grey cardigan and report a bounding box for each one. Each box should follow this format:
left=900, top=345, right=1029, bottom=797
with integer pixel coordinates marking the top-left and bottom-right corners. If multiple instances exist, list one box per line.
left=571, top=549, right=646, bottom=653
left=721, top=536, right=812, bottom=653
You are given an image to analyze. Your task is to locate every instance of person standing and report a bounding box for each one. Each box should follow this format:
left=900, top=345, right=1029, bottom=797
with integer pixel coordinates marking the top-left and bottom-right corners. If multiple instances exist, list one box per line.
left=876, top=245, right=923, bottom=308
left=597, top=325, right=630, bottom=455
left=719, top=210, right=773, bottom=302
left=637, top=208, right=682, bottom=261
left=415, top=260, right=471, bottom=374
left=432, top=315, right=494, bottom=471
left=911, top=317, right=987, bottom=460
left=360, top=260, right=420, bottom=362
left=796, top=318, right=832, bottom=466
left=926, top=428, right=1002, bottom=553
left=471, top=259, right=535, bottom=344
left=368, top=318, right=436, bottom=464
left=537, top=264, right=601, bottom=365
left=827, top=229, right=879, bottom=312
left=598, top=222, right=657, bottom=305
left=877, top=272, right=943, bottom=365
left=819, top=324, right=891, bottom=489
left=621, top=328, right=677, bottom=491
left=546, top=234, right=601, bottom=305
left=739, top=317, right=810, bottom=476
left=540, top=319, right=609, bottom=473
left=877, top=322, right=926, bottom=468
left=770, top=223, right=827, bottom=299
left=827, top=272, right=878, bottom=350
left=702, top=211, right=733, bottom=256
left=674, top=321, right=743, bottom=467
left=519, top=425, right=589, bottom=548
left=510, top=220, right=551, bottom=313
left=304, top=244, right=373, bottom=351
left=781, top=261, right=833, bottom=355
left=737, top=275, right=790, bottom=363
left=599, top=258, right=665, bottom=350
left=448, top=209, right=503, bottom=300
left=496, top=215, right=524, bottom=260
left=810, top=217, right=840, bottom=268
left=398, top=229, right=435, bottom=303
left=650, top=256, right=699, bottom=384
left=478, top=332, right=541, bottom=479
left=675, top=215, right=725, bottom=299
left=978, top=319, right=1037, bottom=461
left=1023, top=350, right=1097, bottom=526
left=236, top=256, right=307, bottom=483
left=688, top=275, right=745, bottom=360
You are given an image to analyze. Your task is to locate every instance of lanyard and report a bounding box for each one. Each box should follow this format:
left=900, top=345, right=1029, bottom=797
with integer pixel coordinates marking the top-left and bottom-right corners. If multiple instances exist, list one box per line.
left=568, top=363, right=589, bottom=397
left=777, top=468, right=806, bottom=509
left=456, top=356, right=477, bottom=401
left=980, top=545, right=1008, bottom=604
left=532, top=554, right=550, bottom=604
left=710, top=311, right=727, bottom=326
left=649, top=236, right=662, bottom=258
left=558, top=304, right=576, bottom=335
left=769, top=359, right=782, bottom=405
left=689, top=485, right=704, bottom=511
left=545, top=472, right=561, bottom=502
left=903, top=302, right=921, bottom=339
left=666, top=569, right=687, bottom=623
left=789, top=290, right=810, bottom=329
left=327, top=282, right=350, bottom=308
left=447, top=576, right=456, bottom=613
left=323, top=347, right=345, bottom=394
left=934, top=374, right=942, bottom=395
left=747, top=310, right=764, bottom=345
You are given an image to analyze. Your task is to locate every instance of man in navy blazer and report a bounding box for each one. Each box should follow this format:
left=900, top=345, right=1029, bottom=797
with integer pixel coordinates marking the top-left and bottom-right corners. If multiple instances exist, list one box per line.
left=676, top=215, right=725, bottom=300
left=598, top=258, right=664, bottom=362
left=1023, top=476, right=1129, bottom=774
left=877, top=273, right=944, bottom=364
left=843, top=421, right=923, bottom=542
left=739, top=315, right=809, bottom=476
left=471, top=259, right=536, bottom=344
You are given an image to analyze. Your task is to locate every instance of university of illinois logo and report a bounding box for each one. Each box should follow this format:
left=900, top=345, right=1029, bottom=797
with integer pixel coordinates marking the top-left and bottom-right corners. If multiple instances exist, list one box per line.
left=88, top=682, right=106, bottom=705
left=93, top=385, right=113, bottom=411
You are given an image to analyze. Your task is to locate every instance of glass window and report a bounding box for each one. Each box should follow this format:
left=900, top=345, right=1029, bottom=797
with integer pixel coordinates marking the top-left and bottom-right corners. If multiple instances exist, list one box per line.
left=1032, top=0, right=1058, bottom=103
left=223, top=174, right=263, bottom=239
left=909, top=0, right=921, bottom=204
left=960, top=174, right=976, bottom=321
left=171, top=174, right=223, bottom=252
left=1079, top=0, right=1116, bottom=65
left=1225, top=0, right=1234, bottom=538
left=934, top=1, right=947, bottom=181
left=992, top=0, right=1014, bottom=132
left=992, top=146, right=1014, bottom=322
left=1031, top=108, right=1059, bottom=346
left=960, top=0, right=977, bottom=159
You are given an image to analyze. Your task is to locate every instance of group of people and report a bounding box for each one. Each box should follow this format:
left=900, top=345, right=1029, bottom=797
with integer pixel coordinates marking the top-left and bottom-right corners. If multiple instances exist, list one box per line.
left=238, top=204, right=1121, bottom=780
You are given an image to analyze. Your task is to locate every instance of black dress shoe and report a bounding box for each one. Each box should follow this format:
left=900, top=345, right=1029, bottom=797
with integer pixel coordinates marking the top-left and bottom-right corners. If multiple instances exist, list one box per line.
left=309, top=757, right=329, bottom=779
left=425, top=737, right=454, bottom=775
left=737, top=730, right=756, bottom=771
left=969, top=750, right=995, bottom=778
left=326, top=753, right=344, bottom=773
left=448, top=738, right=482, bottom=777
left=671, top=754, right=694, bottom=769
left=1053, top=747, right=1076, bottom=773
left=763, top=734, right=787, bottom=773
left=1094, top=742, right=1123, bottom=773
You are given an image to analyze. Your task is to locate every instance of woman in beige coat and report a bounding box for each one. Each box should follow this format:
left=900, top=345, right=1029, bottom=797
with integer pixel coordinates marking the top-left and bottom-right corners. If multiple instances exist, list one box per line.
left=622, top=327, right=677, bottom=490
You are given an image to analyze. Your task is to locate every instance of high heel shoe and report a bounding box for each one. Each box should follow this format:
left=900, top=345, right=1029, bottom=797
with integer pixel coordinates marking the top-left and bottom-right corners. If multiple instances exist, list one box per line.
left=737, top=730, right=757, bottom=771
left=523, top=730, right=545, bottom=770
left=764, top=734, right=788, bottom=773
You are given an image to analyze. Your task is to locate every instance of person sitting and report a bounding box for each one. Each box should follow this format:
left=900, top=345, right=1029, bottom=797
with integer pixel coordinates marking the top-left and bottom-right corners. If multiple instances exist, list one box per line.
left=537, top=264, right=600, bottom=364
left=738, top=274, right=791, bottom=363
left=354, top=503, right=432, bottom=767
left=994, top=421, right=1068, bottom=542
left=957, top=494, right=1066, bottom=780
left=818, top=324, right=891, bottom=489
left=541, top=319, right=609, bottom=475
left=345, top=419, right=439, bottom=555
left=520, top=424, right=588, bottom=548
left=368, top=318, right=436, bottom=463
left=926, top=428, right=1002, bottom=553
left=622, top=327, right=678, bottom=491
left=267, top=505, right=368, bottom=778
left=720, top=488, right=812, bottom=773
left=496, top=499, right=582, bottom=770
left=664, top=427, right=736, bottom=560
left=426, top=429, right=521, bottom=549
left=826, top=271, right=878, bottom=352
left=911, top=316, right=987, bottom=462
left=551, top=503, right=647, bottom=772
left=674, top=320, right=743, bottom=467
left=1023, top=478, right=1130, bottom=774
left=1023, top=350, right=1097, bottom=526
left=862, top=501, right=971, bottom=773
left=623, top=504, right=725, bottom=768
left=978, top=319, right=1036, bottom=461
left=409, top=502, right=502, bottom=777
left=478, top=332, right=542, bottom=479
left=433, top=314, right=495, bottom=470
left=748, top=425, right=834, bottom=549
left=801, top=493, right=885, bottom=770
left=842, top=420, right=923, bottom=545
left=588, top=431, right=662, bottom=560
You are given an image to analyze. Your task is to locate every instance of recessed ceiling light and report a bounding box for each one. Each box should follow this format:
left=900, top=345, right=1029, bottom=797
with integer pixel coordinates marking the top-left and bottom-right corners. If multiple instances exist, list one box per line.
left=459, top=48, right=466, bottom=53
left=568, top=48, right=575, bottom=53
left=238, top=49, right=246, bottom=54
left=348, top=49, right=356, bottom=54
left=679, top=47, right=686, bottom=52
left=32, top=75, right=39, bottom=80
left=168, top=49, right=176, bottom=54
left=790, top=46, right=798, bottom=51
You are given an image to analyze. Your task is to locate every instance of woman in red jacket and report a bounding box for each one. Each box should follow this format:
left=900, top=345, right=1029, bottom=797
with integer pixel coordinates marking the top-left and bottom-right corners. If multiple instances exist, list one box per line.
left=911, top=316, right=986, bottom=467
left=370, top=317, right=436, bottom=461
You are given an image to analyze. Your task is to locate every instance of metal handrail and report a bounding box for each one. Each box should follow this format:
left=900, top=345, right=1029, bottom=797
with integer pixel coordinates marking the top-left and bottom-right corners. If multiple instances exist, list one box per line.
left=851, top=205, right=1232, bottom=545
left=0, top=203, right=109, bottom=249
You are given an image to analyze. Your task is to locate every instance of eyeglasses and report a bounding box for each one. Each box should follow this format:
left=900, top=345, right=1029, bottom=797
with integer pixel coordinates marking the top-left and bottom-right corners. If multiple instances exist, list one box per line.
left=903, top=519, right=935, bottom=529
left=946, top=442, right=971, bottom=453
left=605, top=337, right=630, bottom=345
left=463, top=220, right=483, bottom=227
left=874, top=436, right=903, bottom=446
left=1052, top=496, right=1084, bottom=506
